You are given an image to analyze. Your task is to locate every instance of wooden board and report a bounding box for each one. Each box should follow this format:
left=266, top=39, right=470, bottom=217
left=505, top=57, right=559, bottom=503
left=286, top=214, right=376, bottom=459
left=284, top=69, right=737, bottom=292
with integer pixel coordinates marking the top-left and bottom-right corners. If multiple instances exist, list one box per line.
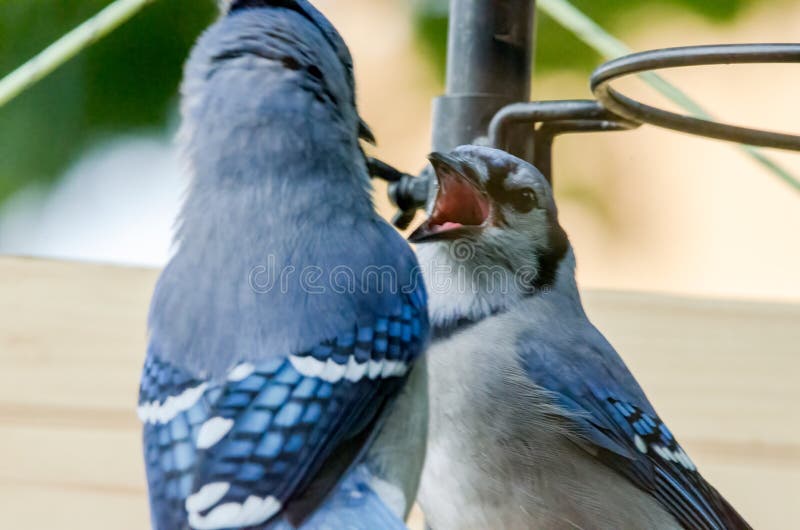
left=0, top=256, right=797, bottom=529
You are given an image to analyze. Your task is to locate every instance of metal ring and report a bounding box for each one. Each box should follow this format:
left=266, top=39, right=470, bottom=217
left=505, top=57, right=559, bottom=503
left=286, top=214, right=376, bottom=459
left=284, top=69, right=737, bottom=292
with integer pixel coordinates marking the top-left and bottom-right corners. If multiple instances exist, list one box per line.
left=488, top=99, right=636, bottom=151
left=591, top=44, right=800, bottom=151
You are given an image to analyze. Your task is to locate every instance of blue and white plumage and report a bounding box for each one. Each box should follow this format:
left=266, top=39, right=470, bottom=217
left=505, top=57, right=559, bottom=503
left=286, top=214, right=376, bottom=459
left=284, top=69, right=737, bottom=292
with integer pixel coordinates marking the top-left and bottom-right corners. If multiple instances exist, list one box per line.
left=138, top=2, right=428, bottom=529
left=411, top=146, right=749, bottom=530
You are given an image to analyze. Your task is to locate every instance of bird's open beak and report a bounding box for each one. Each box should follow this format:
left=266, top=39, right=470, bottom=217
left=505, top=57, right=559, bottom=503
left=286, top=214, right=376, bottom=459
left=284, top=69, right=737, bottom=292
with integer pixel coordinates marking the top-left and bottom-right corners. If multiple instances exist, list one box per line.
left=358, top=118, right=376, bottom=145
left=409, top=152, right=491, bottom=243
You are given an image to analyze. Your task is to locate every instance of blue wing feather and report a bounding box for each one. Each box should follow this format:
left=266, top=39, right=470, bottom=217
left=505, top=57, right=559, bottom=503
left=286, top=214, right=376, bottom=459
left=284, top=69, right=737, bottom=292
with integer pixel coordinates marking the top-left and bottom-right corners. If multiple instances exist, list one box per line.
left=521, top=325, right=750, bottom=530
left=140, top=288, right=427, bottom=530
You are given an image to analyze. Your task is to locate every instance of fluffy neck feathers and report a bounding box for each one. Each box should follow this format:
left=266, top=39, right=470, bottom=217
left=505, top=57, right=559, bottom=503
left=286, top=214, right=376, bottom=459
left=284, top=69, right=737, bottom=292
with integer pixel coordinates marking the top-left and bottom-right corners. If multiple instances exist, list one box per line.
left=418, top=243, right=581, bottom=334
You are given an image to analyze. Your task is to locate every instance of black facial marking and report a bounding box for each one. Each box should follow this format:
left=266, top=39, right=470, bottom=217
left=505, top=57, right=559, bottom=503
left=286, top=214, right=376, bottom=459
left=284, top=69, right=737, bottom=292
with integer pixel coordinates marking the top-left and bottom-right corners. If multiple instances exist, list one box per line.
left=480, top=159, right=569, bottom=291
left=485, top=164, right=507, bottom=198
left=282, top=56, right=301, bottom=70
left=485, top=165, right=509, bottom=226
left=307, top=64, right=324, bottom=79
left=485, top=164, right=539, bottom=217
left=486, top=166, right=538, bottom=225
left=531, top=219, right=569, bottom=291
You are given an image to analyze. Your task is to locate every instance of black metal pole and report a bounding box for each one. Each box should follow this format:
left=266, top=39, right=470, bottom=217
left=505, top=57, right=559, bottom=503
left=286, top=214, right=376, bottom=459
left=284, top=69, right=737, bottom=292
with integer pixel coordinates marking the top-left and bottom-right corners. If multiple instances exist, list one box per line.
left=432, top=0, right=536, bottom=159
left=382, top=0, right=537, bottom=227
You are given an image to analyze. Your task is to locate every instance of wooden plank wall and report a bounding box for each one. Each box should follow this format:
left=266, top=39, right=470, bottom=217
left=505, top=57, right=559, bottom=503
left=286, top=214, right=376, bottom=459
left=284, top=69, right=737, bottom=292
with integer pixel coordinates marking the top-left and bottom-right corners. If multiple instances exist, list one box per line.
left=1, top=256, right=797, bottom=529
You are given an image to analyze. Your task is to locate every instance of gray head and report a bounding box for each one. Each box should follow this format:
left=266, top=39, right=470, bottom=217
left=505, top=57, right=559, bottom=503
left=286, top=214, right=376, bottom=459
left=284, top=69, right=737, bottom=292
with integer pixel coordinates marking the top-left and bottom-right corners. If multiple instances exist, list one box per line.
left=152, top=2, right=387, bottom=376
left=179, top=1, right=374, bottom=189
left=410, top=145, right=569, bottom=292
left=215, top=0, right=372, bottom=141
left=175, top=0, right=378, bottom=247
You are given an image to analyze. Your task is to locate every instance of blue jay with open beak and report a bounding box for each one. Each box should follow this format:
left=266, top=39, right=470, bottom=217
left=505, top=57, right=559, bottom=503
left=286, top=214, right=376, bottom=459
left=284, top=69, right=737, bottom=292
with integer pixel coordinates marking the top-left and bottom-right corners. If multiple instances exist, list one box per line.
left=410, top=146, right=749, bottom=530
left=137, top=2, right=428, bottom=528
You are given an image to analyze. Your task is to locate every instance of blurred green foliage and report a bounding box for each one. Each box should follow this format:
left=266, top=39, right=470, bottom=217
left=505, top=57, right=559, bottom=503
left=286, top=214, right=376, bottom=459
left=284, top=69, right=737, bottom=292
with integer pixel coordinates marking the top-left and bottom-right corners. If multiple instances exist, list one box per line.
left=413, top=0, right=761, bottom=83
left=0, top=0, right=773, bottom=205
left=0, top=0, right=215, bottom=202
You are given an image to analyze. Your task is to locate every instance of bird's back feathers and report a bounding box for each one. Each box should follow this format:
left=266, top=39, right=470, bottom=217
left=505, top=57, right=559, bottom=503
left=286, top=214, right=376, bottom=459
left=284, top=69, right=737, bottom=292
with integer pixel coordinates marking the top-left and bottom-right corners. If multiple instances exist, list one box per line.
left=140, top=3, right=429, bottom=529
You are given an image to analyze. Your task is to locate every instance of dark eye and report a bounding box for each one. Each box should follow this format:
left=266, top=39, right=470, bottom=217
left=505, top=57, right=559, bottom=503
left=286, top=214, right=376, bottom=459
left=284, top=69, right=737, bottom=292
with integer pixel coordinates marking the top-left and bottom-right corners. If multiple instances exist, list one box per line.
left=510, top=188, right=537, bottom=213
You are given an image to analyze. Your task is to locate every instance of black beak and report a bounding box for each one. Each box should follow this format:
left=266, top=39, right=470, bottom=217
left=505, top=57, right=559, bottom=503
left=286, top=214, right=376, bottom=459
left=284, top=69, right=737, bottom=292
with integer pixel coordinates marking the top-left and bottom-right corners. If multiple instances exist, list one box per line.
left=358, top=118, right=376, bottom=145
left=427, top=151, right=485, bottom=187
left=427, top=152, right=460, bottom=178
left=428, top=151, right=456, bottom=167
left=408, top=152, right=490, bottom=244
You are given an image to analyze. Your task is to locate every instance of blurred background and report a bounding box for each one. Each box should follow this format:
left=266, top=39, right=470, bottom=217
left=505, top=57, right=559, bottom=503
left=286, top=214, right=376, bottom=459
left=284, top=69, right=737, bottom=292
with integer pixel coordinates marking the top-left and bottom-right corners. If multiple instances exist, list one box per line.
left=0, top=0, right=798, bottom=302
left=1, top=2, right=799, bottom=529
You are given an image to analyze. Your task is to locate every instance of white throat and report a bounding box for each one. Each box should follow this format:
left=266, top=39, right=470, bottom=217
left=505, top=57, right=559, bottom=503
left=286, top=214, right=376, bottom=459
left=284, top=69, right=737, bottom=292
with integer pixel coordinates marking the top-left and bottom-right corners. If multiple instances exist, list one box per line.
left=416, top=242, right=579, bottom=331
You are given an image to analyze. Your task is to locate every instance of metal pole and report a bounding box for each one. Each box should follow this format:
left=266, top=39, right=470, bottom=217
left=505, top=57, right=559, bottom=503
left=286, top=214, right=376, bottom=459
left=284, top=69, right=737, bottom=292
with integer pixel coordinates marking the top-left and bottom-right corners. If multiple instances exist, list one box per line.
left=383, top=0, right=537, bottom=227
left=432, top=0, right=536, bottom=159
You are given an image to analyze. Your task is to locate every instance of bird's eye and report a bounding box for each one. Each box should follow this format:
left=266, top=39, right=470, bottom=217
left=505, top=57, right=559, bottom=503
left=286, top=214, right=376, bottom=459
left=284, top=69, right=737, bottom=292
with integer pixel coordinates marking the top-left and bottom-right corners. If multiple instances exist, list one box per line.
left=510, top=188, right=537, bottom=213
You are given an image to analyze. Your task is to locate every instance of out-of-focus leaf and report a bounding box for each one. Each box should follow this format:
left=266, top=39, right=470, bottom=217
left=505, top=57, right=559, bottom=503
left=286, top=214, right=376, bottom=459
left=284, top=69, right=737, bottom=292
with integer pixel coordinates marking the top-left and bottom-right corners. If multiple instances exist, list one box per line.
left=0, top=0, right=216, bottom=202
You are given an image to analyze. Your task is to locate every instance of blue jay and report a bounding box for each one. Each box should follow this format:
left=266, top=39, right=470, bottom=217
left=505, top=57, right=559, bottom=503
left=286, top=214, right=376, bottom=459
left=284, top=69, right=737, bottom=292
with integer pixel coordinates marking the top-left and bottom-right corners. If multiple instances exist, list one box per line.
left=137, top=2, right=428, bottom=529
left=410, top=146, right=749, bottom=530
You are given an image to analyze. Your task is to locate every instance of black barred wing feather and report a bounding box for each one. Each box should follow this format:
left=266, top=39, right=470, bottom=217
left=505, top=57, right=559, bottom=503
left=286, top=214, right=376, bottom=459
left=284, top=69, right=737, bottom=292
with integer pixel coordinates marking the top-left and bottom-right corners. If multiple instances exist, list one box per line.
left=523, top=336, right=750, bottom=530
left=590, top=390, right=751, bottom=530
left=138, top=291, right=427, bottom=530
